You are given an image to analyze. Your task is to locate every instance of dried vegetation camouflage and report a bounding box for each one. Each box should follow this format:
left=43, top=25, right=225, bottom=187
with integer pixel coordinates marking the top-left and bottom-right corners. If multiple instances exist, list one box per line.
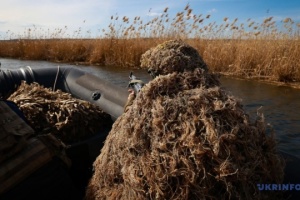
left=87, top=40, right=284, bottom=200
left=140, top=40, right=208, bottom=76
left=8, top=81, right=112, bottom=144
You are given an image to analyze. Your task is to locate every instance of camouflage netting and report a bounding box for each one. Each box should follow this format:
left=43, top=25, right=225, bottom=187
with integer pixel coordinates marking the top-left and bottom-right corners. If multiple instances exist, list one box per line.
left=86, top=68, right=284, bottom=200
left=8, top=81, right=113, bottom=144
left=140, top=39, right=208, bottom=76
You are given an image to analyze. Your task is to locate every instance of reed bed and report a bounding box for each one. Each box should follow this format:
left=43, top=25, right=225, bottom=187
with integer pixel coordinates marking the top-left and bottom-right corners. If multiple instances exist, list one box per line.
left=0, top=4, right=299, bottom=83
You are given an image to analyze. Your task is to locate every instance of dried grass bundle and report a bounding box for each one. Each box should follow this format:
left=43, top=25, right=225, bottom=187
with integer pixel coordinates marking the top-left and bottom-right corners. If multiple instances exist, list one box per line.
left=86, top=68, right=284, bottom=200
left=8, top=81, right=112, bottom=144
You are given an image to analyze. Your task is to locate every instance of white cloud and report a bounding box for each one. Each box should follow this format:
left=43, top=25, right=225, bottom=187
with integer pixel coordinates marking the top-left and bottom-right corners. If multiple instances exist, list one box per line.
left=0, top=0, right=116, bottom=38
left=147, top=12, right=162, bottom=17
left=208, top=8, right=217, bottom=13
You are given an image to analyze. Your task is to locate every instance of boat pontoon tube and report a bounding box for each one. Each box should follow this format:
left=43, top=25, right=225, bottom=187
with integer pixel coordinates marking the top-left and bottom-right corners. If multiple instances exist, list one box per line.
left=0, top=66, right=129, bottom=120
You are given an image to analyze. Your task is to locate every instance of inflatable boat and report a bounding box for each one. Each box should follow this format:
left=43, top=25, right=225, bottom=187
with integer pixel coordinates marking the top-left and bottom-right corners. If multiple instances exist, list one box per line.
left=1, top=66, right=300, bottom=199
left=0, top=66, right=129, bottom=198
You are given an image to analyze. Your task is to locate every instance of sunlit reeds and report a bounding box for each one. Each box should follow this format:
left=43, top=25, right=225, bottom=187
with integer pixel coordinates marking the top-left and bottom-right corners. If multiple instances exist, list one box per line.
left=0, top=4, right=299, bottom=83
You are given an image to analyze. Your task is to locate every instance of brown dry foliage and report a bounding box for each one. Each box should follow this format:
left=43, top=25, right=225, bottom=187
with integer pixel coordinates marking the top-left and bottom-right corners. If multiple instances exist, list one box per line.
left=86, top=68, right=284, bottom=200
left=0, top=4, right=300, bottom=83
left=140, top=39, right=208, bottom=76
left=8, top=81, right=113, bottom=144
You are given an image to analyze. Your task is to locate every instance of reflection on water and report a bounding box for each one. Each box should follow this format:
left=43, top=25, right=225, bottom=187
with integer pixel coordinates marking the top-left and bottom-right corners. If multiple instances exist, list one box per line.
left=220, top=77, right=300, bottom=157
left=1, top=58, right=300, bottom=157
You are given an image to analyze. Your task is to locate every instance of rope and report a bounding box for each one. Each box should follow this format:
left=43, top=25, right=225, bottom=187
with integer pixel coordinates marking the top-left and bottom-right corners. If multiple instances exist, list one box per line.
left=53, top=65, right=60, bottom=91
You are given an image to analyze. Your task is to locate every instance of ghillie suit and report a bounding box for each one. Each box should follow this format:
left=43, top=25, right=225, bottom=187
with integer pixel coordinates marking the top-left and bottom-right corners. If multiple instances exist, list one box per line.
left=140, top=39, right=208, bottom=76
left=86, top=40, right=284, bottom=200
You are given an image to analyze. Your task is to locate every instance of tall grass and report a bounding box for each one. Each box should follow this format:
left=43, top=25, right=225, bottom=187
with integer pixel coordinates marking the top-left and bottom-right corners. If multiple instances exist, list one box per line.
left=0, top=4, right=299, bottom=83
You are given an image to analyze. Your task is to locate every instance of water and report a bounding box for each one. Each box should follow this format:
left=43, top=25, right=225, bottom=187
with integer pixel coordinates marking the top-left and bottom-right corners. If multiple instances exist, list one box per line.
left=1, top=58, right=300, bottom=158
left=220, top=77, right=300, bottom=157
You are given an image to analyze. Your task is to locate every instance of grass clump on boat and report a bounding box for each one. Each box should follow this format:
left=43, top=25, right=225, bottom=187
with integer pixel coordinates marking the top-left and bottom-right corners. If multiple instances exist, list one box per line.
left=86, top=40, right=284, bottom=200
left=8, top=81, right=113, bottom=144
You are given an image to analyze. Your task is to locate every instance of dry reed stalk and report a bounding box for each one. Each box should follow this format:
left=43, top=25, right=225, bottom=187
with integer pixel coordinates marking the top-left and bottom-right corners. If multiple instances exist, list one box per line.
left=0, top=3, right=299, bottom=83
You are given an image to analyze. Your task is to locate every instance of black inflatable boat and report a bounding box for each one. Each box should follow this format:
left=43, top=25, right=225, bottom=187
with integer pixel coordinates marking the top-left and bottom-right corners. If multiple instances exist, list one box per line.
left=0, top=66, right=129, bottom=198
left=1, top=66, right=300, bottom=199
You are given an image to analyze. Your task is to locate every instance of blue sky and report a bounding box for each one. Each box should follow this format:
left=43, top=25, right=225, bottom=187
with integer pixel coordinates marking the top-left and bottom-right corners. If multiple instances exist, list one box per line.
left=0, top=0, right=299, bottom=39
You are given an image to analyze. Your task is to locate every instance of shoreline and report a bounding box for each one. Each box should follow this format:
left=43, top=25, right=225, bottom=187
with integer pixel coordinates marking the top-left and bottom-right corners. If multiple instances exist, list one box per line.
left=218, top=72, right=300, bottom=89
left=1, top=57, right=300, bottom=89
